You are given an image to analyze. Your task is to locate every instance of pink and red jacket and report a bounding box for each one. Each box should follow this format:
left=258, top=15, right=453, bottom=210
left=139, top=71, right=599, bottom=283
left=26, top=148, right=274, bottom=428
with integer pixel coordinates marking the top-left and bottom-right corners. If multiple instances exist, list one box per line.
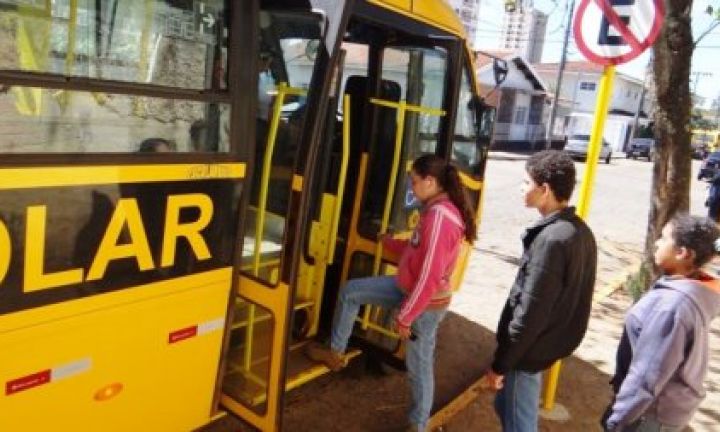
left=382, top=194, right=466, bottom=329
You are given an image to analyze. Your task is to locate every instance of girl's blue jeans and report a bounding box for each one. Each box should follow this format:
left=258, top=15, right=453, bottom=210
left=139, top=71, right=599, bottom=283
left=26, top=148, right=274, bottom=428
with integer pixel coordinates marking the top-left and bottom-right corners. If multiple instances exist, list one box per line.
left=329, top=275, right=446, bottom=432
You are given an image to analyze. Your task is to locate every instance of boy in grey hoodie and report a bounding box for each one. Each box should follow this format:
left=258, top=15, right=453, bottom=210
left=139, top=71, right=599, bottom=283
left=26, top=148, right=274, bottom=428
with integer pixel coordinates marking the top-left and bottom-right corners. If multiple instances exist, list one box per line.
left=605, top=214, right=720, bottom=432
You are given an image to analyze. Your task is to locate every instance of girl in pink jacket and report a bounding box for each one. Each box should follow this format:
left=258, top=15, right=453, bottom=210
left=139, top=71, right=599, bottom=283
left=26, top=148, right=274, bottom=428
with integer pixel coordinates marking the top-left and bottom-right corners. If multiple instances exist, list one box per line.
left=307, top=154, right=477, bottom=432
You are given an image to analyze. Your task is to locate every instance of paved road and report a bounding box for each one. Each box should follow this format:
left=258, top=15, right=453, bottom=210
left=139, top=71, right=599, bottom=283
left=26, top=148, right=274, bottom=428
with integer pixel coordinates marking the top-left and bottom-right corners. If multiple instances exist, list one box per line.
left=453, top=154, right=684, bottom=370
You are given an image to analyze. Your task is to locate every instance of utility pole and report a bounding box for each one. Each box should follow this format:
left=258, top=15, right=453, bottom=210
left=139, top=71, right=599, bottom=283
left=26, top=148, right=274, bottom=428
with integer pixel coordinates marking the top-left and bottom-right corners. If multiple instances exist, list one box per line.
left=629, top=57, right=652, bottom=144
left=545, top=0, right=575, bottom=149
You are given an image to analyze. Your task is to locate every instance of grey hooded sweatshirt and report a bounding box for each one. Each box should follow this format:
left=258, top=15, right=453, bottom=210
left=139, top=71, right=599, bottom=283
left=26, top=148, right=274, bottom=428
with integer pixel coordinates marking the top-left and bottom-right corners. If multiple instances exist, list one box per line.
left=607, top=275, right=720, bottom=431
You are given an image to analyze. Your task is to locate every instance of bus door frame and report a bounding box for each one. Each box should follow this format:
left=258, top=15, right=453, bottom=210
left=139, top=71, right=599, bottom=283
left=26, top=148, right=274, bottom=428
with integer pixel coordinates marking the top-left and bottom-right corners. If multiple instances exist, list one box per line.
left=331, top=4, right=465, bottom=359
left=219, top=1, right=353, bottom=431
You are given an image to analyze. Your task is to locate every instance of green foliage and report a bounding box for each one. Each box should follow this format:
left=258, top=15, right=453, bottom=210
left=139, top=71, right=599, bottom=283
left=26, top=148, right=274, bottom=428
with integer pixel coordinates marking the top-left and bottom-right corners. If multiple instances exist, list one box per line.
left=705, top=5, right=720, bottom=19
left=638, top=124, right=654, bottom=138
left=624, top=263, right=653, bottom=300
left=691, top=109, right=715, bottom=130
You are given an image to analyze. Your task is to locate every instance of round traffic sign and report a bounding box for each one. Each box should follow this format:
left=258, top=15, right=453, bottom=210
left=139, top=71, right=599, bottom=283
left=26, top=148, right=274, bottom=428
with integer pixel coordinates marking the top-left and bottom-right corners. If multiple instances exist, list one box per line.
left=573, top=0, right=664, bottom=65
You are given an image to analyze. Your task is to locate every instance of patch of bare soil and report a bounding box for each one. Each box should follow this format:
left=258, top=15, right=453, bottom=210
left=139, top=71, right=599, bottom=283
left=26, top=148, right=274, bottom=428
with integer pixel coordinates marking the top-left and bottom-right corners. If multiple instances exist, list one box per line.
left=207, top=310, right=614, bottom=431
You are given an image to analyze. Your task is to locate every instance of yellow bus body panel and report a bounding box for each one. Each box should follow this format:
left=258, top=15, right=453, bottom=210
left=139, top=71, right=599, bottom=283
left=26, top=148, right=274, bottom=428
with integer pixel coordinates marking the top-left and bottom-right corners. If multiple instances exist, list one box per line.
left=0, top=268, right=232, bottom=431
left=371, top=0, right=411, bottom=10
left=369, top=0, right=466, bottom=38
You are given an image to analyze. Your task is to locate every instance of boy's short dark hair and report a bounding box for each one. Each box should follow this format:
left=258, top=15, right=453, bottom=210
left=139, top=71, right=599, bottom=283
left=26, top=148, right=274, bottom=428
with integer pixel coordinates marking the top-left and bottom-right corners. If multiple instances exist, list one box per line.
left=670, top=214, right=720, bottom=267
left=526, top=150, right=576, bottom=201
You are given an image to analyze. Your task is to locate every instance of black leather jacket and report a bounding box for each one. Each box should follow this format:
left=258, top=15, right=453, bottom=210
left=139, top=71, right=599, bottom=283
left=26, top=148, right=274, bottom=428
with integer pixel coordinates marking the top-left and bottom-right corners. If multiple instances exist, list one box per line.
left=492, top=206, right=597, bottom=374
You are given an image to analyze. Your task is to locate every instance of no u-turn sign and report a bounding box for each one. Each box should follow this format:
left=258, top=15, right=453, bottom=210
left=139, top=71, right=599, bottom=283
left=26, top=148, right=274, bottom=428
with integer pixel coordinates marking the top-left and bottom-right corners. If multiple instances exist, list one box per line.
left=573, top=0, right=664, bottom=65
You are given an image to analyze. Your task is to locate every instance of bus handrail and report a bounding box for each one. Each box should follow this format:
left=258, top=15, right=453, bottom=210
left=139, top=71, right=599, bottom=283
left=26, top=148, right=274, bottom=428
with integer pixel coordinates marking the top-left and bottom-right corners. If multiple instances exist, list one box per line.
left=247, top=82, right=306, bottom=372
left=361, top=97, right=446, bottom=330
left=326, top=94, right=351, bottom=264
left=252, top=82, right=307, bottom=276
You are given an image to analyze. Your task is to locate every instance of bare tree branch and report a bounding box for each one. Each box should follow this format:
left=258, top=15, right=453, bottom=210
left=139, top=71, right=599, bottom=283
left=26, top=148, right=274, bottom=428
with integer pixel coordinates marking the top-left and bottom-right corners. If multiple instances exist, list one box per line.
left=694, top=20, right=720, bottom=47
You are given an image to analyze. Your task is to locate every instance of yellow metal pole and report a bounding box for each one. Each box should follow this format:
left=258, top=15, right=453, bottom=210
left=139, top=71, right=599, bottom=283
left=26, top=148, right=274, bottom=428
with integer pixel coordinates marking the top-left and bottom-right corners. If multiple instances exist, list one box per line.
left=575, top=65, right=615, bottom=219
left=373, top=99, right=406, bottom=274
left=327, top=95, right=351, bottom=265
left=252, top=82, right=287, bottom=276
left=542, top=65, right=615, bottom=411
left=362, top=100, right=406, bottom=330
left=247, top=82, right=304, bottom=372
left=252, top=82, right=306, bottom=275
left=357, top=99, right=445, bottom=330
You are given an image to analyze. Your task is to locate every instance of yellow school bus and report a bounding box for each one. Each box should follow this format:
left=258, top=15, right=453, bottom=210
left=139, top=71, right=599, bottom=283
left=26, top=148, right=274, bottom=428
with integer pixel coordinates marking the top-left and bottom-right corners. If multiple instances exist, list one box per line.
left=692, top=129, right=720, bottom=156
left=0, top=1, right=494, bottom=431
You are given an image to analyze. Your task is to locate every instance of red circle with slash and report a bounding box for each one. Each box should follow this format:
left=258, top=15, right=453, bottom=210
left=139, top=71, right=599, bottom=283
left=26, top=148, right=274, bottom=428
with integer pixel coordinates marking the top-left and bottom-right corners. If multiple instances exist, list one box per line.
left=573, top=0, right=664, bottom=65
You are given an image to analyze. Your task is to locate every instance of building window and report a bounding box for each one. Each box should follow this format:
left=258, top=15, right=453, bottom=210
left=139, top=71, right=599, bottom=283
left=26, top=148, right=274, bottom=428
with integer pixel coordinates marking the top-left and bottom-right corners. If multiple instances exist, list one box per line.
left=514, top=106, right=527, bottom=125
left=580, top=82, right=596, bottom=91
left=497, top=89, right=516, bottom=123
left=529, top=96, right=544, bottom=125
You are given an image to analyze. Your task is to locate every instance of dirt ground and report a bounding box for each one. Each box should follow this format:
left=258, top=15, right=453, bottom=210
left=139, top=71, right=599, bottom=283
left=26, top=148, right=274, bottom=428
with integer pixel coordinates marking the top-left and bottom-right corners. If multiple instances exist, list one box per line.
left=276, top=304, right=616, bottom=432
left=270, top=252, right=627, bottom=432
left=210, top=155, right=720, bottom=431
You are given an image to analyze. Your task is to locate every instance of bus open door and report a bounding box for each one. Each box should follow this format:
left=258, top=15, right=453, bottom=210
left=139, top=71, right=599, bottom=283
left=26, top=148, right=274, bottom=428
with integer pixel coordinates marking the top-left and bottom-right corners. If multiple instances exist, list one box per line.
left=259, top=2, right=495, bottom=424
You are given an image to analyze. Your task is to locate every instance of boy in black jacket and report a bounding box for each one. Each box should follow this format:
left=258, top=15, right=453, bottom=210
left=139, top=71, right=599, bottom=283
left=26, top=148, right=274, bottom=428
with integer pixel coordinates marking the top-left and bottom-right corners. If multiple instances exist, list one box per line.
left=483, top=150, right=598, bottom=432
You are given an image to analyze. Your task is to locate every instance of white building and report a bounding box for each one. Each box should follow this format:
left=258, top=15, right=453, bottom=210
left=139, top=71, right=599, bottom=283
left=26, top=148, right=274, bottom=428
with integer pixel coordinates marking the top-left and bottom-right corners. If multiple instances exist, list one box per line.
left=533, top=61, right=653, bottom=152
left=500, top=5, right=547, bottom=63
left=447, top=0, right=480, bottom=47
left=476, top=51, right=549, bottom=150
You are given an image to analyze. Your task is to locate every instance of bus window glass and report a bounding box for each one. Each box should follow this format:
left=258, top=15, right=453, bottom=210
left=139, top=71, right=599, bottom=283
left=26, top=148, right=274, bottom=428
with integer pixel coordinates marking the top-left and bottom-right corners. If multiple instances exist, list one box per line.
left=381, top=46, right=446, bottom=155
left=337, top=42, right=368, bottom=111
left=358, top=46, right=447, bottom=238
left=451, top=68, right=482, bottom=176
left=241, top=10, right=323, bottom=286
left=0, top=86, right=229, bottom=152
left=0, top=0, right=228, bottom=90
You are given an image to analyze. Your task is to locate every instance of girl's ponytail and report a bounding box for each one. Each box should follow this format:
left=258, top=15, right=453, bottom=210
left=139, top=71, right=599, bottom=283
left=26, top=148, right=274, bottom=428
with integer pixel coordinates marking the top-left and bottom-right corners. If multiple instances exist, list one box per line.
left=442, top=164, right=477, bottom=243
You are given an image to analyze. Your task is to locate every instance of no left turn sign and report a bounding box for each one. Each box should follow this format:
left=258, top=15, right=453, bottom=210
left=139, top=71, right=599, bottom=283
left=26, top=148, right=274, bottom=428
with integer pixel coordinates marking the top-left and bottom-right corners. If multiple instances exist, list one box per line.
left=573, top=0, right=664, bottom=65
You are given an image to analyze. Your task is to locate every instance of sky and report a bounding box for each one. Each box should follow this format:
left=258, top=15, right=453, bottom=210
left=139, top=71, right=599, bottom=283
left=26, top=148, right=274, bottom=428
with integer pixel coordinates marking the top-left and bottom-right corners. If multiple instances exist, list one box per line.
left=473, top=0, right=720, bottom=109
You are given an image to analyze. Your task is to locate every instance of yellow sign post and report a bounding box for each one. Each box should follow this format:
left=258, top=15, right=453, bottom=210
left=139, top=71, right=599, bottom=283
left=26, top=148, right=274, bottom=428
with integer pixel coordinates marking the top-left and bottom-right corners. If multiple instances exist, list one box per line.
left=541, top=64, right=616, bottom=411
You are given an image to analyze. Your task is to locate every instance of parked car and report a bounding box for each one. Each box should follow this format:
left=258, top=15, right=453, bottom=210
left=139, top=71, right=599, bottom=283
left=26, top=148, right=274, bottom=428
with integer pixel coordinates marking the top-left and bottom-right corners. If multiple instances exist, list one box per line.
left=692, top=145, right=709, bottom=160
left=564, top=134, right=612, bottom=164
left=698, top=151, right=720, bottom=181
left=626, top=138, right=655, bottom=161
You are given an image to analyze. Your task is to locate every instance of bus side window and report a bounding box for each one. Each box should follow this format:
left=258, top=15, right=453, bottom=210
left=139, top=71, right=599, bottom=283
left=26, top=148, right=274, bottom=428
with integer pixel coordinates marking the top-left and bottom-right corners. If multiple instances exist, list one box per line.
left=451, top=67, right=485, bottom=177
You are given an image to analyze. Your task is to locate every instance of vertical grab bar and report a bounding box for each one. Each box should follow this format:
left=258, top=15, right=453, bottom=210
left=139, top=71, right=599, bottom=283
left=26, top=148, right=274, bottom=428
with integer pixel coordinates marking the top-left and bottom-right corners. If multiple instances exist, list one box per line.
left=361, top=99, right=407, bottom=329
left=247, top=82, right=305, bottom=372
left=326, top=94, right=351, bottom=264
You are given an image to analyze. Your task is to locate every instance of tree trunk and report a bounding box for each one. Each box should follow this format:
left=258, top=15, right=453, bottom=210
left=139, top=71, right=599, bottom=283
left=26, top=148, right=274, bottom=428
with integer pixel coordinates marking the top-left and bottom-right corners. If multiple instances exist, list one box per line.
left=642, top=0, right=694, bottom=286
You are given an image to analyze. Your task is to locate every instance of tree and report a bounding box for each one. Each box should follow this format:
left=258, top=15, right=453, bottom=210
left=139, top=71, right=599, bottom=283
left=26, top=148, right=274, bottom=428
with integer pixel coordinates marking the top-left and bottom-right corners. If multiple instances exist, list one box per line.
left=691, top=109, right=715, bottom=129
left=640, top=2, right=719, bottom=290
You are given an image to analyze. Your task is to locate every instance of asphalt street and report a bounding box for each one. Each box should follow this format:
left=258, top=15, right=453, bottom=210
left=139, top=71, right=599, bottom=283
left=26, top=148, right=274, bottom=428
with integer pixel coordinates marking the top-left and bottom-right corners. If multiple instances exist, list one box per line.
left=452, top=154, right=703, bottom=330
